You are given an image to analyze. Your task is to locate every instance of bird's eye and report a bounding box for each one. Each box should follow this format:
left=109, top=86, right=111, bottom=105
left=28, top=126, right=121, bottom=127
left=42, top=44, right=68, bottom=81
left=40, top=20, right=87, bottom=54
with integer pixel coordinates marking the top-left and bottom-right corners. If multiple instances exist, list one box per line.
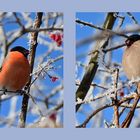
left=125, top=39, right=133, bottom=47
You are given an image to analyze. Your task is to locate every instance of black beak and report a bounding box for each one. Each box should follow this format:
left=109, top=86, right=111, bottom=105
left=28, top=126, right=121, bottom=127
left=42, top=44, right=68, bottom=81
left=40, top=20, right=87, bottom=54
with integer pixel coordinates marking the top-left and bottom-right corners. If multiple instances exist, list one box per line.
left=24, top=50, right=29, bottom=58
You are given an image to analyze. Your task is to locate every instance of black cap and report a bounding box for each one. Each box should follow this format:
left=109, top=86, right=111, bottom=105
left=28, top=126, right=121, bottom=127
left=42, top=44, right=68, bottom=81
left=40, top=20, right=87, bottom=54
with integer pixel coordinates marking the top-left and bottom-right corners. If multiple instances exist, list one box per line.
left=10, top=46, right=29, bottom=58
left=125, top=34, right=140, bottom=47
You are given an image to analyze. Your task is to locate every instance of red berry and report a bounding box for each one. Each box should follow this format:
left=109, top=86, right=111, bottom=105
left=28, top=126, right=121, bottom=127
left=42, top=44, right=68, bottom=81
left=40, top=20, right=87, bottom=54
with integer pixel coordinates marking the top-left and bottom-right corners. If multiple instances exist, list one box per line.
left=50, top=34, right=56, bottom=40
left=51, top=76, right=58, bottom=82
left=56, top=40, right=62, bottom=47
left=119, top=91, right=124, bottom=97
left=50, top=33, right=63, bottom=47
left=49, top=113, right=56, bottom=121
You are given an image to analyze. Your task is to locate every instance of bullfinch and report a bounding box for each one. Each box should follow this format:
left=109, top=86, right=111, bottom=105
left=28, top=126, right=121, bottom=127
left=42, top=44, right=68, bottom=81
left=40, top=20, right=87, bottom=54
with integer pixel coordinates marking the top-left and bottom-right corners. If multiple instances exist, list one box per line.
left=122, top=34, right=140, bottom=80
left=0, top=46, right=30, bottom=93
left=122, top=34, right=140, bottom=127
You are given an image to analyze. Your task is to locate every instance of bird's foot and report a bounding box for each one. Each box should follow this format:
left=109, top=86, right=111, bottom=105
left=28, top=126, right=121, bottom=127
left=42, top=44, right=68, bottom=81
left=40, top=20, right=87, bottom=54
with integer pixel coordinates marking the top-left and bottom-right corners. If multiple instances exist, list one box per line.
left=24, top=84, right=29, bottom=90
left=16, top=90, right=25, bottom=95
left=3, top=89, right=8, bottom=95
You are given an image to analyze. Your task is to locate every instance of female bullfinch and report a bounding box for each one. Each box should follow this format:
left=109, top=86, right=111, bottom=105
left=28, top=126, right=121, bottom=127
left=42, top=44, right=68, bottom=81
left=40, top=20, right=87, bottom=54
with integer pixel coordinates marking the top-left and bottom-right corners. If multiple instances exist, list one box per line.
left=122, top=34, right=140, bottom=80
left=122, top=34, right=140, bottom=127
left=0, top=46, right=30, bottom=92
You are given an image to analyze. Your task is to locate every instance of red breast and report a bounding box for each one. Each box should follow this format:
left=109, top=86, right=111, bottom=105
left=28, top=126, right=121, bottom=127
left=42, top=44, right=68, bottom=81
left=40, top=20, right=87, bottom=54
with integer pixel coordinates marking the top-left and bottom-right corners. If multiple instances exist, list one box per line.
left=0, top=51, right=30, bottom=91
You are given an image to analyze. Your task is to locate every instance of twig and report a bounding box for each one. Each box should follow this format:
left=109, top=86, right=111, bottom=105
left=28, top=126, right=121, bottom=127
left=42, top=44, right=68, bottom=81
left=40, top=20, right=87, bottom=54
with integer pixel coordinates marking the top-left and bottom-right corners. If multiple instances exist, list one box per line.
left=7, top=29, right=26, bottom=49
left=121, top=94, right=140, bottom=128
left=25, top=27, right=63, bottom=33
left=76, top=103, right=113, bottom=128
left=76, top=19, right=106, bottom=31
left=13, top=13, right=25, bottom=29
left=76, top=82, right=108, bottom=90
left=114, top=13, right=125, bottom=29
left=30, top=55, right=63, bottom=86
left=119, top=100, right=131, bottom=117
left=120, top=102, right=140, bottom=108
left=102, top=43, right=125, bottom=53
left=89, top=43, right=125, bottom=55
left=76, top=19, right=128, bottom=38
left=51, top=13, right=59, bottom=28
left=112, top=68, right=119, bottom=128
left=51, top=102, right=63, bottom=111
left=0, top=25, right=8, bottom=58
left=127, top=12, right=138, bottom=24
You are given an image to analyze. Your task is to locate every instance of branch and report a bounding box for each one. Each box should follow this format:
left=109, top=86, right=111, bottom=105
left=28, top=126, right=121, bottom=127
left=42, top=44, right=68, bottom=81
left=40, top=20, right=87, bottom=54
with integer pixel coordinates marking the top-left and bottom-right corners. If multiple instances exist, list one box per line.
left=76, top=19, right=128, bottom=38
left=121, top=94, right=140, bottom=128
left=76, top=103, right=113, bottom=128
left=76, top=13, right=117, bottom=112
left=112, top=68, right=119, bottom=128
left=6, top=29, right=26, bottom=50
left=51, top=102, right=63, bottom=112
left=25, top=27, right=63, bottom=32
left=102, top=43, right=125, bottom=53
left=76, top=95, right=134, bottom=128
left=18, top=12, right=43, bottom=128
left=127, top=12, right=138, bottom=24
left=13, top=12, right=25, bottom=29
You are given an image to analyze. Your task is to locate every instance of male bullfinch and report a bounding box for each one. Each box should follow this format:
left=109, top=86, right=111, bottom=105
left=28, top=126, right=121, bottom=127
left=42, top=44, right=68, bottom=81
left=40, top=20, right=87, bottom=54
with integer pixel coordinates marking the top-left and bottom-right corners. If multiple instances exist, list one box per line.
left=0, top=46, right=30, bottom=93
